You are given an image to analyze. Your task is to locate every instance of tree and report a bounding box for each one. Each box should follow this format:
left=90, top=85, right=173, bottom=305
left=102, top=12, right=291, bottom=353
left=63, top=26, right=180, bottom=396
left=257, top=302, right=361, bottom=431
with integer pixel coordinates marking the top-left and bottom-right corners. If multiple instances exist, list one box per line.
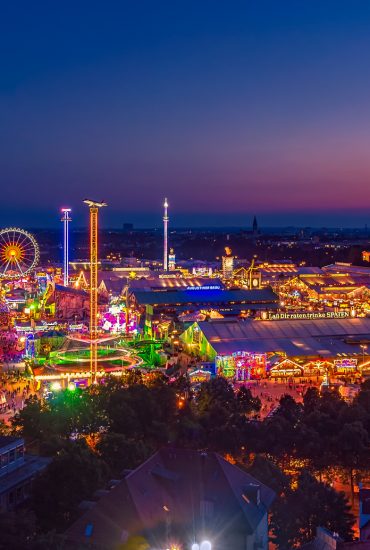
left=270, top=470, right=355, bottom=549
left=12, top=395, right=47, bottom=440
left=13, top=388, right=108, bottom=449
left=32, top=443, right=109, bottom=531
left=236, top=386, right=261, bottom=415
left=96, top=433, right=152, bottom=476
left=335, top=421, right=370, bottom=501
left=303, top=387, right=320, bottom=415
left=275, top=394, right=302, bottom=424
left=197, top=377, right=236, bottom=414
left=246, top=455, right=289, bottom=495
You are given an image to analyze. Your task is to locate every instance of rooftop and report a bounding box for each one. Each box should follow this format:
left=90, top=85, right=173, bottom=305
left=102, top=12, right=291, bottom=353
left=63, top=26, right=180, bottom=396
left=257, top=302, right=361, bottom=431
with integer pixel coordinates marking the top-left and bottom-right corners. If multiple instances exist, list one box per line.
left=192, top=318, right=370, bottom=358
left=132, top=287, right=278, bottom=307
left=0, top=436, right=22, bottom=451
left=0, top=455, right=51, bottom=495
left=65, top=448, right=275, bottom=549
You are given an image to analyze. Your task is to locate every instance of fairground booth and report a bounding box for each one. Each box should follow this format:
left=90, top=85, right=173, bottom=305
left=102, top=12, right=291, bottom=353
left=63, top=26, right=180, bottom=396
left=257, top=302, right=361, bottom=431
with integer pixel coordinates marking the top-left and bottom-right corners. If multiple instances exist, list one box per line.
left=180, top=315, right=370, bottom=380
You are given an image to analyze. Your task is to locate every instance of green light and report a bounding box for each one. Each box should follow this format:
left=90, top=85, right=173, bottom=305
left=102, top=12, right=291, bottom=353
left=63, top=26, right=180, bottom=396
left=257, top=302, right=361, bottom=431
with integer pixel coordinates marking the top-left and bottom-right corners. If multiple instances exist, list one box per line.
left=67, top=382, right=76, bottom=391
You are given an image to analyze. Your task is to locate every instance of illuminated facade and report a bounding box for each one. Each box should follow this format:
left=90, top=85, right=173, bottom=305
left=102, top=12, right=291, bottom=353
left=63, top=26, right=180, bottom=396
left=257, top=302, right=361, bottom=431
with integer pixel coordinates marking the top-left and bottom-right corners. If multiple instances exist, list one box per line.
left=168, top=248, right=176, bottom=271
left=222, top=249, right=234, bottom=280
left=181, top=318, right=370, bottom=379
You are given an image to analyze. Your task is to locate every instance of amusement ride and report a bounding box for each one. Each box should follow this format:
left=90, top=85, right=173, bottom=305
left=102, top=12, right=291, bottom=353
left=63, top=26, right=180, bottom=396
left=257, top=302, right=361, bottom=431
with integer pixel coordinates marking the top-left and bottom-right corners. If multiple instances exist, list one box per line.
left=0, top=228, right=39, bottom=279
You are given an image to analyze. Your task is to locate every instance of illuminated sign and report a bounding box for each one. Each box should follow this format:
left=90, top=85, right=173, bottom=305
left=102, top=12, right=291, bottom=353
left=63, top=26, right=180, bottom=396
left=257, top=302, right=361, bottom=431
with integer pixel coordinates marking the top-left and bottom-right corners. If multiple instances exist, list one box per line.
left=16, top=321, right=59, bottom=333
left=69, top=323, right=85, bottom=331
left=334, top=358, right=358, bottom=370
left=186, top=285, right=221, bottom=291
left=265, top=311, right=351, bottom=321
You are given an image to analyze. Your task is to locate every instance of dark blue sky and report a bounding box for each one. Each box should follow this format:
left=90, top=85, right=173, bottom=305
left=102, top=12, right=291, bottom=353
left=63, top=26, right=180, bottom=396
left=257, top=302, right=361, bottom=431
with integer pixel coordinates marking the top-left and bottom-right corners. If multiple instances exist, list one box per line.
left=1, top=1, right=370, bottom=228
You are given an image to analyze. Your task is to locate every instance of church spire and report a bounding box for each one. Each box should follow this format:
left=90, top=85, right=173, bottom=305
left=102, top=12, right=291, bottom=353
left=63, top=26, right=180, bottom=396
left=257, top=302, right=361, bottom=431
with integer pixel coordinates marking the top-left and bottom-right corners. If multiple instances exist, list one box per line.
left=252, top=215, right=258, bottom=235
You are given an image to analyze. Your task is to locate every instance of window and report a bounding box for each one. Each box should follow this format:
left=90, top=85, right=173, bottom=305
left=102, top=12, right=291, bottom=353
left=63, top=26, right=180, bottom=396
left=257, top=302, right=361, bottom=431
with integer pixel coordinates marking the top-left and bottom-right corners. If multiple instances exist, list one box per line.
left=8, top=449, right=15, bottom=463
left=0, top=452, right=8, bottom=468
left=16, top=446, right=24, bottom=460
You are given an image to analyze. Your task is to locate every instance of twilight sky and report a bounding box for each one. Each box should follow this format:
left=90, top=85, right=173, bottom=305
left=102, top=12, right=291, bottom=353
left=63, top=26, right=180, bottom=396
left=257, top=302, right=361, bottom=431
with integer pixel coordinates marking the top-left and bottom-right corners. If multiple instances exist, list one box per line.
left=1, top=1, right=370, bottom=228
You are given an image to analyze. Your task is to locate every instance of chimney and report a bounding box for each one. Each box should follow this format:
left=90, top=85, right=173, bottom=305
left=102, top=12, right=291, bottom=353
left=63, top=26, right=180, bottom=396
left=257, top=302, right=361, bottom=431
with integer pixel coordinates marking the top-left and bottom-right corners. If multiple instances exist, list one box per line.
left=315, top=526, right=342, bottom=549
left=242, top=483, right=261, bottom=506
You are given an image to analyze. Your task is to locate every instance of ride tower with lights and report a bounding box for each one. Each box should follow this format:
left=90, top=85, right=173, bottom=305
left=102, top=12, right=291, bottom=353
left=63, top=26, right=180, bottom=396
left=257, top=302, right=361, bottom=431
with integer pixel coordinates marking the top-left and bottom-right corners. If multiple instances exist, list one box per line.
left=61, top=208, right=72, bottom=287
left=84, top=199, right=107, bottom=383
left=163, top=198, right=169, bottom=271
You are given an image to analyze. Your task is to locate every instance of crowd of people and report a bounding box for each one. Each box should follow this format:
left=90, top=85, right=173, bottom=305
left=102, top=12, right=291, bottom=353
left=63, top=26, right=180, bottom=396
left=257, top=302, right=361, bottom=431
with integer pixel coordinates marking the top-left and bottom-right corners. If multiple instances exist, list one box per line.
left=0, top=370, right=34, bottom=418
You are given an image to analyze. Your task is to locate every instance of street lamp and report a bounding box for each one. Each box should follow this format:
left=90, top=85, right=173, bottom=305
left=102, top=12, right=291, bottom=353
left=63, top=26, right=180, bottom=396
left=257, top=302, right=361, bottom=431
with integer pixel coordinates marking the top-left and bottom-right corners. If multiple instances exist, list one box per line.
left=191, top=542, right=212, bottom=550
left=360, top=344, right=368, bottom=366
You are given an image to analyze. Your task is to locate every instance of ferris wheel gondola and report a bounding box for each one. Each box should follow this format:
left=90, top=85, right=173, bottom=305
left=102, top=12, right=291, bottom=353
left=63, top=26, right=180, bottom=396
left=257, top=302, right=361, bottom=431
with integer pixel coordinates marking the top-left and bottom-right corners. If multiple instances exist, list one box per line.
left=0, top=228, right=39, bottom=279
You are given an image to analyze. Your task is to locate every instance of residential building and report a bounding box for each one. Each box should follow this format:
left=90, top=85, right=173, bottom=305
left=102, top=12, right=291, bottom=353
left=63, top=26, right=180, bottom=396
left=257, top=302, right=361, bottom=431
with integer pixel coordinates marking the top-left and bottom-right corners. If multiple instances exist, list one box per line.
left=0, top=436, right=50, bottom=512
left=65, top=448, right=275, bottom=550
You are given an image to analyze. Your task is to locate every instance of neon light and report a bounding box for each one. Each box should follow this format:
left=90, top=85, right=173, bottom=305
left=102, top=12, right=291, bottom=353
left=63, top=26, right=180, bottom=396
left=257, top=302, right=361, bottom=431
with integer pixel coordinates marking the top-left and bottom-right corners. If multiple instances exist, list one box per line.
left=61, top=208, right=72, bottom=287
left=266, top=311, right=350, bottom=321
left=186, top=285, right=222, bottom=291
left=163, top=198, right=169, bottom=271
left=84, top=199, right=107, bottom=384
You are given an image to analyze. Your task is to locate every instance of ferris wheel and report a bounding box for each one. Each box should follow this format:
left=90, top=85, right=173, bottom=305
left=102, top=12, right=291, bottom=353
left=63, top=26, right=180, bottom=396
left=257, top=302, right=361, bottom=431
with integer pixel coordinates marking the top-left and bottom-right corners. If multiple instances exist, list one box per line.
left=0, top=228, right=39, bottom=279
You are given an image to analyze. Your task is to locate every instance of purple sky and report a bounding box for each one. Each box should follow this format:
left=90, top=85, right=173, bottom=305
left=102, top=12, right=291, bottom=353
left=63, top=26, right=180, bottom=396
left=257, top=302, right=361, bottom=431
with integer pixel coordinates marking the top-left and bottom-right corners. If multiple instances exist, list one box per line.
left=1, top=1, right=370, bottom=227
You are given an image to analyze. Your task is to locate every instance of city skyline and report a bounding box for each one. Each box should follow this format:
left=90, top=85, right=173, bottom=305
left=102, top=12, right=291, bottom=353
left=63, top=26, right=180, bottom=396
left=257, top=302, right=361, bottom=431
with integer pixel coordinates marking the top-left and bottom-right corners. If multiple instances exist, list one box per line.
left=1, top=206, right=370, bottom=230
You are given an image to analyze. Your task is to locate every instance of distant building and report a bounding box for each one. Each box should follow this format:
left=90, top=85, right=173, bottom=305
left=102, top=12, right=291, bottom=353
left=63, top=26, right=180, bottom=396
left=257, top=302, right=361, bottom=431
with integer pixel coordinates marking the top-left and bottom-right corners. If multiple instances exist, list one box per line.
left=363, top=251, right=370, bottom=263
left=131, top=286, right=278, bottom=337
left=46, top=283, right=90, bottom=321
left=122, top=223, right=134, bottom=231
left=181, top=317, right=370, bottom=380
left=65, top=448, right=275, bottom=550
left=252, top=215, right=259, bottom=236
left=0, top=436, right=50, bottom=513
left=222, top=247, right=234, bottom=279
left=168, top=248, right=176, bottom=271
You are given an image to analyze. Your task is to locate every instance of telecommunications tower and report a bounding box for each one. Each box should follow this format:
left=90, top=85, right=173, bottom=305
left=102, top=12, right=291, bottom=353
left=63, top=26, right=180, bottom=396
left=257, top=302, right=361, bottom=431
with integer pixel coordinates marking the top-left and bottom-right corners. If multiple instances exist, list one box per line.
left=163, top=198, right=169, bottom=271
left=61, top=208, right=72, bottom=286
left=83, top=199, right=107, bottom=383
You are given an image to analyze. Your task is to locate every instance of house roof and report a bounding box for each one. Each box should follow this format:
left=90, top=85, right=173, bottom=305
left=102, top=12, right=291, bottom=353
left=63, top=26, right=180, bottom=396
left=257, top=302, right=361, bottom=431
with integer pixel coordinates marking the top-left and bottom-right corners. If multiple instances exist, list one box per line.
left=299, top=274, right=370, bottom=289
left=129, top=277, right=224, bottom=291
left=65, top=448, right=275, bottom=549
left=54, top=284, right=88, bottom=297
left=193, top=318, right=370, bottom=358
left=132, top=287, right=278, bottom=307
left=0, top=455, right=51, bottom=495
left=324, top=264, right=370, bottom=276
left=0, top=436, right=22, bottom=451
